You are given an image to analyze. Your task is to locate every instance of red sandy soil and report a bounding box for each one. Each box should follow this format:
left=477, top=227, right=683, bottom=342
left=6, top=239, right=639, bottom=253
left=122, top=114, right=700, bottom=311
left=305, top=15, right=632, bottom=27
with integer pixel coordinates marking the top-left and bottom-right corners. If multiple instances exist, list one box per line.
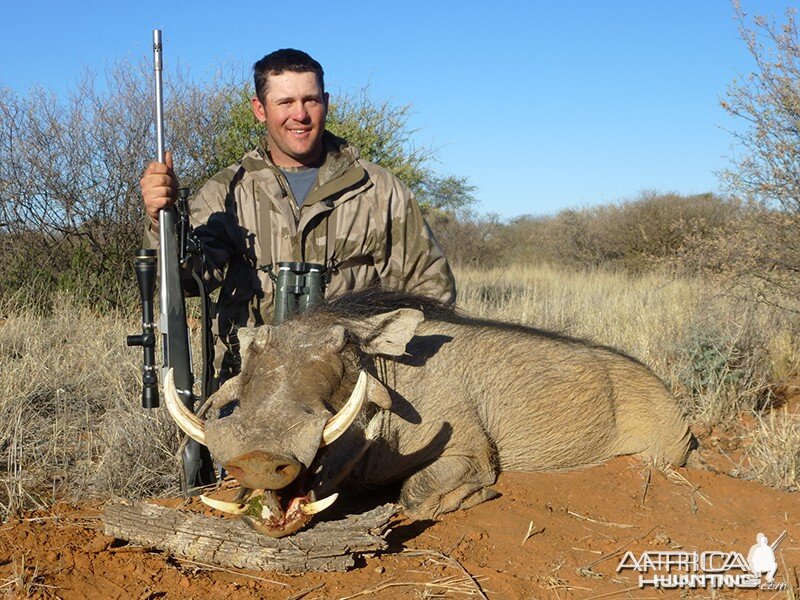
left=0, top=434, right=797, bottom=600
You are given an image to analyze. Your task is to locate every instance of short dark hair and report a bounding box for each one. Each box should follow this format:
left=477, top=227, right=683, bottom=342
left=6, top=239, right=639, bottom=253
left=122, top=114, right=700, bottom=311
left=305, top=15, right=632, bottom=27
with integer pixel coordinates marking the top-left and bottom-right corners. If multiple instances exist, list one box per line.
left=253, top=49, right=325, bottom=102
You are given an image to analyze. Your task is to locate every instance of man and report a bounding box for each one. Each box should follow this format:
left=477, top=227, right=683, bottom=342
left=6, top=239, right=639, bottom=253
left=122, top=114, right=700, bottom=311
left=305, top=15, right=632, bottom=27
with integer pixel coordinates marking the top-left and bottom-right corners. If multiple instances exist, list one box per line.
left=140, top=49, right=455, bottom=379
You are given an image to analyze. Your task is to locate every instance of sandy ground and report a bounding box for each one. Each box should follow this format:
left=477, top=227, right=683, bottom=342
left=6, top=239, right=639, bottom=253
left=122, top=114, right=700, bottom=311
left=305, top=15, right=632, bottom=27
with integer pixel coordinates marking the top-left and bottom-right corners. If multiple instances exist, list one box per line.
left=0, top=429, right=797, bottom=599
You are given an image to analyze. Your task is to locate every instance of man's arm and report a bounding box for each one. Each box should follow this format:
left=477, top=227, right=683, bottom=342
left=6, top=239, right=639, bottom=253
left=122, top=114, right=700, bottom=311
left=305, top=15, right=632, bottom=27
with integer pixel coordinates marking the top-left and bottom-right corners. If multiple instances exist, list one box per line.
left=140, top=156, right=236, bottom=295
left=376, top=178, right=457, bottom=305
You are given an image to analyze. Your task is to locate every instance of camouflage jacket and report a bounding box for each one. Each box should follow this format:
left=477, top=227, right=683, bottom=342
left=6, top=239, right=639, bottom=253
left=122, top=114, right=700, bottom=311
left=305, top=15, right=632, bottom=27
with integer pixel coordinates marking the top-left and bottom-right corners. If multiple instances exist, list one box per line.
left=145, top=132, right=455, bottom=372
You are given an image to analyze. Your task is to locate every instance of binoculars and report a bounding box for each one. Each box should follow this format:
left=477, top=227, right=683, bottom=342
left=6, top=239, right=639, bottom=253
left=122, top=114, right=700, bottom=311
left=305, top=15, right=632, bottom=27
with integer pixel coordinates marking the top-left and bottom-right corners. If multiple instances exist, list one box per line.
left=271, top=261, right=326, bottom=325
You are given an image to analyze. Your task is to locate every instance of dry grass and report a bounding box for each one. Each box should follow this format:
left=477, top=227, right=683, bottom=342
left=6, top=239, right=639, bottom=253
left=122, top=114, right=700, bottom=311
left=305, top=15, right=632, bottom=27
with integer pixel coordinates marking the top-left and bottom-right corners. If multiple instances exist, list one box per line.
left=0, top=295, right=181, bottom=518
left=740, top=408, right=800, bottom=490
left=767, top=330, right=800, bottom=383
left=0, top=265, right=796, bottom=520
left=0, top=554, right=56, bottom=597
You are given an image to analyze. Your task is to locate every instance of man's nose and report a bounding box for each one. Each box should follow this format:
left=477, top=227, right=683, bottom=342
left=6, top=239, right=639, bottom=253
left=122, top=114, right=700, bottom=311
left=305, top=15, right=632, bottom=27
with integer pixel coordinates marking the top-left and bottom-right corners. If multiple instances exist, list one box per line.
left=291, top=102, right=309, bottom=121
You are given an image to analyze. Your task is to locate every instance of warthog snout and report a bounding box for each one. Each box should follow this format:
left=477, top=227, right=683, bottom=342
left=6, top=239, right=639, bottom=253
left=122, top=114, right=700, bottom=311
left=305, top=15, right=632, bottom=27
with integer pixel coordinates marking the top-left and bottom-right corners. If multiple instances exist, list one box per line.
left=225, top=450, right=302, bottom=490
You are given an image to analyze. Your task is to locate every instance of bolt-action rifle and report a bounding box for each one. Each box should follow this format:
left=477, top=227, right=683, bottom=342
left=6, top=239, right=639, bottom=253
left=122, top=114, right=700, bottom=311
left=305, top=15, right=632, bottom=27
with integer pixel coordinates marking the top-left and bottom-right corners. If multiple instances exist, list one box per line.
left=127, top=30, right=216, bottom=495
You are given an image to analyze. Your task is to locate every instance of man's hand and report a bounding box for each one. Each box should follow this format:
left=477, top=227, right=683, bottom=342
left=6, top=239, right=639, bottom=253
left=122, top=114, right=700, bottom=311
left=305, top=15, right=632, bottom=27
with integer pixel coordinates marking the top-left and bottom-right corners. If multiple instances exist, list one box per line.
left=140, top=151, right=179, bottom=228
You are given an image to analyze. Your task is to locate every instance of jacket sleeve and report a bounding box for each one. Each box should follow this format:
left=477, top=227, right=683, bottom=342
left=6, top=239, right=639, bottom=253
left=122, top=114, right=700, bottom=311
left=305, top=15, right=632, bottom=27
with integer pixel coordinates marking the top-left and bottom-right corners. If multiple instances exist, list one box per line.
left=376, top=178, right=457, bottom=305
left=141, top=172, right=236, bottom=296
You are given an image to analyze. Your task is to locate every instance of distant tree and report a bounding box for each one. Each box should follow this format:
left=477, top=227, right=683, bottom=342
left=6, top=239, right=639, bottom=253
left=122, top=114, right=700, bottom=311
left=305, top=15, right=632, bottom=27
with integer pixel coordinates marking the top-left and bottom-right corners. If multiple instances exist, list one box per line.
left=210, top=86, right=260, bottom=176
left=714, top=2, right=800, bottom=312
left=327, top=87, right=433, bottom=195
left=720, top=2, right=800, bottom=212
left=417, top=174, right=478, bottom=217
left=0, top=63, right=246, bottom=307
left=206, top=84, right=489, bottom=266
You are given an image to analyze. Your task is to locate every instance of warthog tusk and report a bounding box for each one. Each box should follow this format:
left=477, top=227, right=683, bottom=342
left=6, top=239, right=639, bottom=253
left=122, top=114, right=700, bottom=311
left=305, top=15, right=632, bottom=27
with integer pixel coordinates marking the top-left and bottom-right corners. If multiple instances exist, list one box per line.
left=164, top=368, right=207, bottom=445
left=199, top=495, right=248, bottom=515
left=321, top=371, right=367, bottom=446
left=300, top=493, right=339, bottom=515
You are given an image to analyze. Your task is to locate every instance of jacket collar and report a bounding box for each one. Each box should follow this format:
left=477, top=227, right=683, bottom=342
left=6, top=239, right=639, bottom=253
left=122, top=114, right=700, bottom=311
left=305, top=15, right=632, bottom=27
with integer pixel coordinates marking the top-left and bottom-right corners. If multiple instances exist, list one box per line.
left=240, top=132, right=368, bottom=208
left=315, top=131, right=361, bottom=187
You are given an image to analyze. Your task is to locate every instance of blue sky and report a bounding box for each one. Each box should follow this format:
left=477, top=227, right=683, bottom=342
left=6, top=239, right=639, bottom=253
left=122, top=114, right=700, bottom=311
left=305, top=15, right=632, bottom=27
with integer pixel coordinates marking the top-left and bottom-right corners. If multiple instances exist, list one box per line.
left=0, top=0, right=793, bottom=218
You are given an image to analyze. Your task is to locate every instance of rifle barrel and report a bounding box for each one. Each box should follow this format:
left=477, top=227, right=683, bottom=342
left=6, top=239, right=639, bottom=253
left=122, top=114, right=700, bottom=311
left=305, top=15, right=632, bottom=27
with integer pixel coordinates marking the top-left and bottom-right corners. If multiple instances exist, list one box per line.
left=153, top=29, right=165, bottom=163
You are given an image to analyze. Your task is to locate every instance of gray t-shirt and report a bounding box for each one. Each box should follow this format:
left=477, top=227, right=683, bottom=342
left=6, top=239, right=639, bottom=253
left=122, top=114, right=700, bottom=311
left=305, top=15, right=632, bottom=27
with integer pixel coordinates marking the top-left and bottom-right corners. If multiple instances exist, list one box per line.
left=280, top=167, right=319, bottom=208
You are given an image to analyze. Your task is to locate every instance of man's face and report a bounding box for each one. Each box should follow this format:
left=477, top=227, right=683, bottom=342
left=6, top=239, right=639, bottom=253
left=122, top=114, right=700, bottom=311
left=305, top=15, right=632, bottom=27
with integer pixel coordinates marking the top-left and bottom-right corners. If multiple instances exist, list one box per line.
left=252, top=71, right=328, bottom=168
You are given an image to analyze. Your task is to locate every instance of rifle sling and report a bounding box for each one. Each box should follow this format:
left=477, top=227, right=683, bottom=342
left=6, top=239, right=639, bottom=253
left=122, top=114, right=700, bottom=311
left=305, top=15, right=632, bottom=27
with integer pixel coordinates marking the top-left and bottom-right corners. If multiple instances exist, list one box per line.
left=325, top=202, right=337, bottom=267
left=258, top=187, right=273, bottom=269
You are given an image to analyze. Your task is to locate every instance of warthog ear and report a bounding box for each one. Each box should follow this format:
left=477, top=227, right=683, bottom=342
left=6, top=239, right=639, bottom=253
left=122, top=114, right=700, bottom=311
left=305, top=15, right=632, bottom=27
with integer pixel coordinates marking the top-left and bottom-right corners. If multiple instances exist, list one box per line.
left=237, top=326, right=257, bottom=352
left=237, top=325, right=274, bottom=360
left=323, top=325, right=346, bottom=353
left=354, top=308, right=424, bottom=356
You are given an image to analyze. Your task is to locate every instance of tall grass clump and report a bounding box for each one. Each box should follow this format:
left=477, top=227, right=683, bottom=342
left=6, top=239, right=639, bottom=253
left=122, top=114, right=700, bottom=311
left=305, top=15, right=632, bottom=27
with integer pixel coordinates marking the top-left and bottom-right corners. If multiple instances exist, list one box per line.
left=0, top=296, right=180, bottom=520
left=739, top=410, right=800, bottom=490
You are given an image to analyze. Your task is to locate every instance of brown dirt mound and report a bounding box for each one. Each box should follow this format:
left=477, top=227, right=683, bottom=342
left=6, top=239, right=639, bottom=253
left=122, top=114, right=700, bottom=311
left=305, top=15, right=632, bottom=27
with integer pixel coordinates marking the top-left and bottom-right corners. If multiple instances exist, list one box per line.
left=0, top=454, right=797, bottom=599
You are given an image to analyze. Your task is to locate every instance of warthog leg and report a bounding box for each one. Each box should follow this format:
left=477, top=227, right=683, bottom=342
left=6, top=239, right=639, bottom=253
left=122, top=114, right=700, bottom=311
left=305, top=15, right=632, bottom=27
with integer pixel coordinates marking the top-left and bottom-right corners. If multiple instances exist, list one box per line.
left=400, top=453, right=499, bottom=520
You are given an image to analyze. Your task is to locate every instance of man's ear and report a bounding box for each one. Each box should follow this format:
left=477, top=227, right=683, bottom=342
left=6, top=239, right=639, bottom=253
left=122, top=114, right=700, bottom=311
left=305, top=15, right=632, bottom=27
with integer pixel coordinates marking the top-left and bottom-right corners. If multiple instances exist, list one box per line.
left=251, top=95, right=267, bottom=123
left=353, top=309, right=424, bottom=356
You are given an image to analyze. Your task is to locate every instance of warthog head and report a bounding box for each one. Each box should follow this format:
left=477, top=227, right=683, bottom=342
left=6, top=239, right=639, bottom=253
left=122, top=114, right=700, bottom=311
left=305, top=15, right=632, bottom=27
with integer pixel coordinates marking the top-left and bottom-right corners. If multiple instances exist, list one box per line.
left=164, top=307, right=424, bottom=537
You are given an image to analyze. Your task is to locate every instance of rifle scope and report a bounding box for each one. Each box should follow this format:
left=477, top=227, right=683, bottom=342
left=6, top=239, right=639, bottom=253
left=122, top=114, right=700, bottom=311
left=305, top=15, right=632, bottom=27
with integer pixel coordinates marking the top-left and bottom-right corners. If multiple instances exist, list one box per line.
left=126, top=249, right=159, bottom=408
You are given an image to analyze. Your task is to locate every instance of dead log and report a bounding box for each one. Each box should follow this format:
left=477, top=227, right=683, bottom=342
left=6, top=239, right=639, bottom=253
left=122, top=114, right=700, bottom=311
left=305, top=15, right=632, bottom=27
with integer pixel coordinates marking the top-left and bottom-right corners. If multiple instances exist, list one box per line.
left=103, top=499, right=397, bottom=572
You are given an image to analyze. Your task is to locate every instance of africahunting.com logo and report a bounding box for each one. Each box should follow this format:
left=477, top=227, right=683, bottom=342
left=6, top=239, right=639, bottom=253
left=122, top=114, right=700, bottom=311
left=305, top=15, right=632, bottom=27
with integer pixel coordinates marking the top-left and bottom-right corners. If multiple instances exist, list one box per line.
left=616, top=531, right=787, bottom=590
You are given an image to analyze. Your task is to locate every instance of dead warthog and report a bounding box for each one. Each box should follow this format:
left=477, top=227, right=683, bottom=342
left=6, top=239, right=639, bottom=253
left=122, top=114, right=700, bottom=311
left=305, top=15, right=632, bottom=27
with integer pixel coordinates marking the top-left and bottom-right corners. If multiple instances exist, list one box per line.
left=165, top=291, right=695, bottom=537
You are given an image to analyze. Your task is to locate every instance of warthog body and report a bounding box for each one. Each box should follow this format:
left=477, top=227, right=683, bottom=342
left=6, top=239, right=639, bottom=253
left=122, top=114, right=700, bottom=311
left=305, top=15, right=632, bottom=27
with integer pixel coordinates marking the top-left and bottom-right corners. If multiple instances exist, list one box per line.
left=187, top=291, right=693, bottom=535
